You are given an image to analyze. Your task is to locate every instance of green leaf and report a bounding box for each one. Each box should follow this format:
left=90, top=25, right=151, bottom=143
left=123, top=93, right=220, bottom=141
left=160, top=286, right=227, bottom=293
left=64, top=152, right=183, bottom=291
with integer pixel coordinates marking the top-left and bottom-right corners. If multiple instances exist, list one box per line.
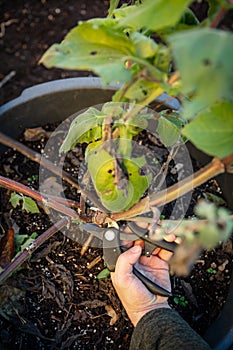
left=9, top=192, right=22, bottom=208
left=157, top=115, right=183, bottom=147
left=60, top=107, right=105, bottom=153
left=119, top=0, right=193, bottom=31
left=182, top=101, right=233, bottom=158
left=123, top=79, right=164, bottom=103
left=86, top=144, right=152, bottom=212
left=130, top=32, right=159, bottom=59
left=168, top=29, right=233, bottom=118
left=40, top=18, right=134, bottom=85
left=22, top=197, right=39, bottom=214
left=9, top=192, right=39, bottom=214
left=108, top=0, right=120, bottom=17
left=97, top=268, right=110, bottom=279
left=14, top=232, right=38, bottom=256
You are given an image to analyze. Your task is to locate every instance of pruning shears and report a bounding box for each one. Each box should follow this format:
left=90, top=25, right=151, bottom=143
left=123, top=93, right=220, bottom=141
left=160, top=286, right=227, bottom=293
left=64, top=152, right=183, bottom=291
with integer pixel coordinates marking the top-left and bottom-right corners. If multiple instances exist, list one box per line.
left=79, top=222, right=177, bottom=297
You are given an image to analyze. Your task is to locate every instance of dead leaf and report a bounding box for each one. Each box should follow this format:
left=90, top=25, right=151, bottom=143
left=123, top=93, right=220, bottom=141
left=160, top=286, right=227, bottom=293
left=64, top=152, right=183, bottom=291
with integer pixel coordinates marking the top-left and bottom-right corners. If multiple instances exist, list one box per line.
left=0, top=285, right=25, bottom=320
left=78, top=299, right=107, bottom=308
left=24, top=127, right=50, bottom=141
left=105, top=305, right=118, bottom=326
left=40, top=176, right=63, bottom=196
left=169, top=240, right=202, bottom=276
left=0, top=228, right=15, bottom=268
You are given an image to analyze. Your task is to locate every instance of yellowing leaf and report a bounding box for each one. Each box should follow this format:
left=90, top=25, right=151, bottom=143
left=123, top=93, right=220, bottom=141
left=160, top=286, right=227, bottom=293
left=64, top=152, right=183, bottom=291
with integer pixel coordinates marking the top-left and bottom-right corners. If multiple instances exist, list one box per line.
left=86, top=143, right=152, bottom=212
left=40, top=19, right=134, bottom=85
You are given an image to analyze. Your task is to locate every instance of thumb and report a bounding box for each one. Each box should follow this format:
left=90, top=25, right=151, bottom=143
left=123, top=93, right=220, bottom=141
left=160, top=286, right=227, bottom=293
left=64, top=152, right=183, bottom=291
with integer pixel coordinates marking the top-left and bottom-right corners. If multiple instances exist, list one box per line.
left=115, top=245, right=142, bottom=277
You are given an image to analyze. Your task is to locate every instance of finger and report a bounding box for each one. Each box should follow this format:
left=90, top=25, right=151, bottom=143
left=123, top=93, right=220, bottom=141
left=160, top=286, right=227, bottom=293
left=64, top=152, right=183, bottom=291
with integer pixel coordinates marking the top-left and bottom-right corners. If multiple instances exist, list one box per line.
left=158, top=249, right=173, bottom=261
left=133, top=240, right=145, bottom=249
left=112, top=245, right=142, bottom=288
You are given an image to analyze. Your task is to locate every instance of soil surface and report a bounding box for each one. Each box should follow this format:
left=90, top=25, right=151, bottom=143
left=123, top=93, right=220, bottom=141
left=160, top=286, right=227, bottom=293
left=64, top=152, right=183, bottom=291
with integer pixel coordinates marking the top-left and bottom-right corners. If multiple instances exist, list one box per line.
left=0, top=1, right=233, bottom=350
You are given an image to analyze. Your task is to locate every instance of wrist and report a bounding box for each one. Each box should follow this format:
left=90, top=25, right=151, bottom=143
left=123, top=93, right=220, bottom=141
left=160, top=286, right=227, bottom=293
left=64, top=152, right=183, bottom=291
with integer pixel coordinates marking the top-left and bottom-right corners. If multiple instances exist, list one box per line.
left=130, top=300, right=171, bottom=327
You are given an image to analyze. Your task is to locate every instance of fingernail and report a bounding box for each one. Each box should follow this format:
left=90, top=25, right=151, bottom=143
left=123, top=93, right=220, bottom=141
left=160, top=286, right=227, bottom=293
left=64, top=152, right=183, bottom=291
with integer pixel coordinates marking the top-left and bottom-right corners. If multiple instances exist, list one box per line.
left=131, top=245, right=141, bottom=254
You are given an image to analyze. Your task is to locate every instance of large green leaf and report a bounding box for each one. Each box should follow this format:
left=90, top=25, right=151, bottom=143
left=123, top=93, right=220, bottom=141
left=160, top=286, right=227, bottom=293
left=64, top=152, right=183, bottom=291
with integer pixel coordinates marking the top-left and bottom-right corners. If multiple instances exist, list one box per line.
left=40, top=19, right=135, bottom=85
left=168, top=29, right=233, bottom=118
left=60, top=108, right=105, bottom=153
left=86, top=144, right=151, bottom=212
left=119, top=0, right=193, bottom=31
left=182, top=101, right=233, bottom=158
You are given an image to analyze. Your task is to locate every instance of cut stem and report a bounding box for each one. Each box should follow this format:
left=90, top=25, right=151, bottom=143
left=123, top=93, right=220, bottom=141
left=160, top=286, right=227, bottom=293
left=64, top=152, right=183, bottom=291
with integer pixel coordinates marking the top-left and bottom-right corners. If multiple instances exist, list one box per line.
left=0, top=217, right=70, bottom=284
left=111, top=157, right=226, bottom=221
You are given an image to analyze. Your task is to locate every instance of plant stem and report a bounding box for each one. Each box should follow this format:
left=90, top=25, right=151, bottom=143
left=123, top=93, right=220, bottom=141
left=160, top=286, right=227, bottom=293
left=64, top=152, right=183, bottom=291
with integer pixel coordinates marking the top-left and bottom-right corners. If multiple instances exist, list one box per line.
left=0, top=131, right=107, bottom=210
left=111, top=157, right=226, bottom=221
left=0, top=131, right=80, bottom=191
left=124, top=56, right=165, bottom=84
left=0, top=217, right=70, bottom=284
left=210, top=6, right=228, bottom=28
left=0, top=175, right=80, bottom=219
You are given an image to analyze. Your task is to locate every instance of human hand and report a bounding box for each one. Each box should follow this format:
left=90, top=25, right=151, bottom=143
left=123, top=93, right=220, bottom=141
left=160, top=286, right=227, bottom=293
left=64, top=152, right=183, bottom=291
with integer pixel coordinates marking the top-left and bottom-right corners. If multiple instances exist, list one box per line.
left=111, top=231, right=173, bottom=326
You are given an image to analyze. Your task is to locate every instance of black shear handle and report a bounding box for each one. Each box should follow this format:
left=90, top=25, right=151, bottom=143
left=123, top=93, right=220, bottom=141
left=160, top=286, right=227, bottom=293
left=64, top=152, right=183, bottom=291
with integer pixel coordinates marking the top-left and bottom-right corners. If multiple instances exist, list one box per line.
left=133, top=267, right=172, bottom=297
left=103, top=229, right=172, bottom=297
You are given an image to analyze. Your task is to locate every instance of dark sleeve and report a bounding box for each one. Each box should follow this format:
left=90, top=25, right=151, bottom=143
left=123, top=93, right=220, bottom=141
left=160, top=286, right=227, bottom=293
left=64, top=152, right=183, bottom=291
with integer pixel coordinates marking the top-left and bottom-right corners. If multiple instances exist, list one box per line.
left=130, top=308, right=211, bottom=350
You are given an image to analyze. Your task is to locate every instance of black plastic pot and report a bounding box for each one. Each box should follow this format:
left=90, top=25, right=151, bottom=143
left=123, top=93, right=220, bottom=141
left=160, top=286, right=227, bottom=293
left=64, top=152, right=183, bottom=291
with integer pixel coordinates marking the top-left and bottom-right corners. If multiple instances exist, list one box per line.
left=0, top=77, right=232, bottom=349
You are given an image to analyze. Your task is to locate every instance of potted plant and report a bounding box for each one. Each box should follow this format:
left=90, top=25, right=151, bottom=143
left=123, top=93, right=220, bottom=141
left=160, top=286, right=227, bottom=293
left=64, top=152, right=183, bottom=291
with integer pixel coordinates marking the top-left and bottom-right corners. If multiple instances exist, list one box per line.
left=38, top=0, right=233, bottom=268
left=0, top=0, right=232, bottom=348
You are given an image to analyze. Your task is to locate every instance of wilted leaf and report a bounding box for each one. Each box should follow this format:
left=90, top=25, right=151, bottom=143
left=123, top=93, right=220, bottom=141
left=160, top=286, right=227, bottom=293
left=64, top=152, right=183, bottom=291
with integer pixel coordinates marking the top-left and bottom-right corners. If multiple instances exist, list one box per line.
left=40, top=176, right=63, bottom=196
left=24, top=127, right=50, bottom=141
left=0, top=285, right=25, bottom=320
left=105, top=305, right=119, bottom=325
left=0, top=229, right=15, bottom=267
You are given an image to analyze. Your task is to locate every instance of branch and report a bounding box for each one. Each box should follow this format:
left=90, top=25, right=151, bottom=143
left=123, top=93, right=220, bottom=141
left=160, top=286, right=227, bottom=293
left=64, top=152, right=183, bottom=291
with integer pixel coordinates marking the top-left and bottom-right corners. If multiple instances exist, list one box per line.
left=110, top=157, right=226, bottom=221
left=0, top=131, right=80, bottom=191
left=0, top=217, right=70, bottom=284
left=0, top=175, right=80, bottom=219
left=210, top=6, right=228, bottom=28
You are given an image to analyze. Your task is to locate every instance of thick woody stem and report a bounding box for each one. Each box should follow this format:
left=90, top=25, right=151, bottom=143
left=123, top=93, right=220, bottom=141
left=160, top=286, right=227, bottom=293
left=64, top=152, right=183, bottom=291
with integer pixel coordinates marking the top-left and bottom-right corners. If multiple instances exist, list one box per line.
left=111, top=157, right=226, bottom=222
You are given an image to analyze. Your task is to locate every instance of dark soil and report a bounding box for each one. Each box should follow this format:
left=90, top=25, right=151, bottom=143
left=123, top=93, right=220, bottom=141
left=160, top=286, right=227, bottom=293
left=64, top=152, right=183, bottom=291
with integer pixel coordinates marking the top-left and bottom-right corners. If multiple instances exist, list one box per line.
left=0, top=1, right=233, bottom=350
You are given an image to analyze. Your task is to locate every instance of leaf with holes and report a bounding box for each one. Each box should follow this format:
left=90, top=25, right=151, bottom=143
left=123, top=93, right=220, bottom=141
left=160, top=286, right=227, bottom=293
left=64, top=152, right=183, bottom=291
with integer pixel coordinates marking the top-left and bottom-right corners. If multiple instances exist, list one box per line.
left=86, top=144, right=152, bottom=212
left=40, top=18, right=135, bottom=85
